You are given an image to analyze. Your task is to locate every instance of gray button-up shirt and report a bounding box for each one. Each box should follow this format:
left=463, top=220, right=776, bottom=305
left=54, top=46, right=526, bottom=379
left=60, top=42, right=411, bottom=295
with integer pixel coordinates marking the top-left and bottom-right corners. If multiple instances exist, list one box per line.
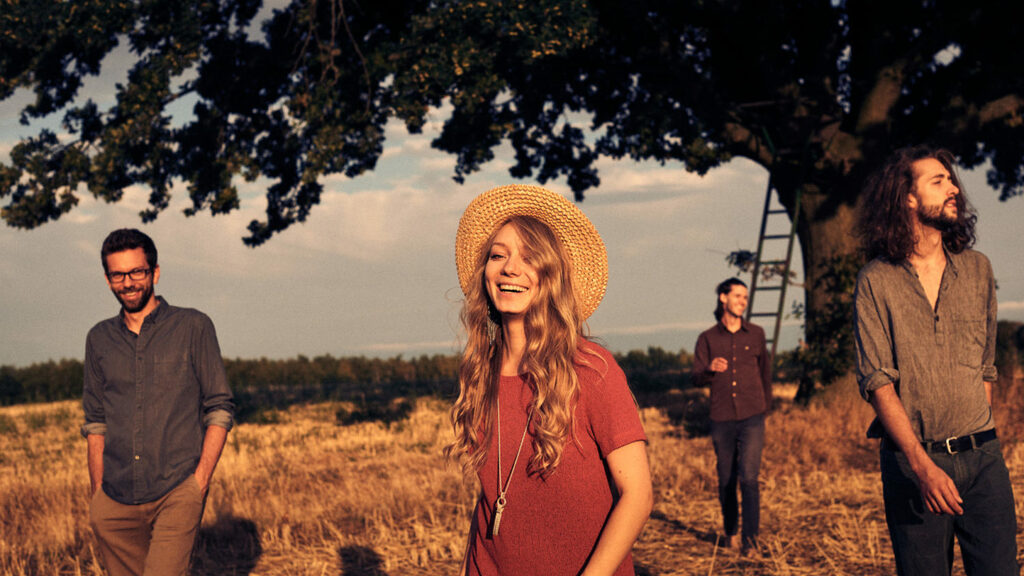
left=82, top=297, right=234, bottom=504
left=854, top=249, right=997, bottom=442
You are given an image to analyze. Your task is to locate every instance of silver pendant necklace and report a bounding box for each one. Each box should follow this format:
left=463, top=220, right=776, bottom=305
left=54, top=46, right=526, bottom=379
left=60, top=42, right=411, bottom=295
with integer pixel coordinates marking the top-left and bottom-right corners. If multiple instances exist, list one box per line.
left=492, top=392, right=533, bottom=536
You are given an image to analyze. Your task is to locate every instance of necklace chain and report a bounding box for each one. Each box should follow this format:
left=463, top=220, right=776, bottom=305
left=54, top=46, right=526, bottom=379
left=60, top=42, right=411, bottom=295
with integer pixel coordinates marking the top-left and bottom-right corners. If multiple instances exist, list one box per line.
left=493, top=392, right=532, bottom=536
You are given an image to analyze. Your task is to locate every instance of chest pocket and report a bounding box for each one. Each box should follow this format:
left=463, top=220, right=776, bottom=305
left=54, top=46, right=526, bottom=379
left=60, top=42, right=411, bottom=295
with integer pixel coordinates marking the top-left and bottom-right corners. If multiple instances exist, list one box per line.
left=154, top=352, right=190, bottom=384
left=733, top=339, right=760, bottom=369
left=953, top=315, right=985, bottom=369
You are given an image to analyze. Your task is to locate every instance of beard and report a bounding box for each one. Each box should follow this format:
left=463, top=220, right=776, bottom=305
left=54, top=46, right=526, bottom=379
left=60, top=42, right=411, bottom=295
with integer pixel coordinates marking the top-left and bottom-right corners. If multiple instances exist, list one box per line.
left=916, top=200, right=958, bottom=231
left=113, top=282, right=154, bottom=313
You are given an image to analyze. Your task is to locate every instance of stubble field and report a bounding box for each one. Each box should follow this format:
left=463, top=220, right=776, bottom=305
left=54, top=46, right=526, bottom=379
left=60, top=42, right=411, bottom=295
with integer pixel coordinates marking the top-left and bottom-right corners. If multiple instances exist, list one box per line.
left=3, top=376, right=1024, bottom=575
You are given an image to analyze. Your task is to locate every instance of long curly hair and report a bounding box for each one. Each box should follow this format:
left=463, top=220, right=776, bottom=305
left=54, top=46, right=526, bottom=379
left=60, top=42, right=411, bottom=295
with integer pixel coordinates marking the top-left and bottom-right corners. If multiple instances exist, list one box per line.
left=445, top=216, right=600, bottom=478
left=858, top=145, right=977, bottom=262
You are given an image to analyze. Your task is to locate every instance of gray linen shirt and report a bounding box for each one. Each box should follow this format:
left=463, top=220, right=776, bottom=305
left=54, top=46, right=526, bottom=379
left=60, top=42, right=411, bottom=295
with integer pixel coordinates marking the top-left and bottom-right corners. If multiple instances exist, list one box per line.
left=82, top=297, right=234, bottom=504
left=854, top=249, right=997, bottom=441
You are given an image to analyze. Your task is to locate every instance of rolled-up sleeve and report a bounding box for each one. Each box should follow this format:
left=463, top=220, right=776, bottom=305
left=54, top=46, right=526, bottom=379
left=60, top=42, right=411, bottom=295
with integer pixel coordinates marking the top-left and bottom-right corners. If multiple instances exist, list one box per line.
left=194, top=314, right=235, bottom=431
left=854, top=269, right=900, bottom=399
left=982, top=256, right=999, bottom=383
left=81, top=332, right=108, bottom=438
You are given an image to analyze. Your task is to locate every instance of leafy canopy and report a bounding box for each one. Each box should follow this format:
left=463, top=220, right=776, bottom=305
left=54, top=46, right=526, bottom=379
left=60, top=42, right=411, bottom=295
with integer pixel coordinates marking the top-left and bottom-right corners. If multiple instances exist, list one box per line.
left=2, top=0, right=1023, bottom=246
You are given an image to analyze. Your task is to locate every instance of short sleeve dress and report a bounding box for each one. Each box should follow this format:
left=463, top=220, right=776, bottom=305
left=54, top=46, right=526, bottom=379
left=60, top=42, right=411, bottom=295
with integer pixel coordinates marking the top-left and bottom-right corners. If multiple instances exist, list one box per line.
left=465, top=341, right=648, bottom=575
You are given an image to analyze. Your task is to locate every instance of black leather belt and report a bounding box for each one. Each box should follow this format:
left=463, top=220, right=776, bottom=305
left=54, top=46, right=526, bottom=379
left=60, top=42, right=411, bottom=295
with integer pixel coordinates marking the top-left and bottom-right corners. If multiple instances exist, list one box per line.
left=883, top=428, right=997, bottom=455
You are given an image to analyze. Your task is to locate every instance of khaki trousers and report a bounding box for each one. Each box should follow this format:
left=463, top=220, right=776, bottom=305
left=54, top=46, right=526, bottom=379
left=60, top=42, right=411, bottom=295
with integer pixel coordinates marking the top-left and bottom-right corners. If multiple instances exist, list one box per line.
left=90, top=477, right=206, bottom=576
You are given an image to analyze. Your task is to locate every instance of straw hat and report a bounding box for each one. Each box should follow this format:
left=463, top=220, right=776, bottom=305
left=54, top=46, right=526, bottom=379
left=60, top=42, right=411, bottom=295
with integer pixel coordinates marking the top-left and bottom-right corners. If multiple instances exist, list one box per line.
left=455, top=184, right=608, bottom=320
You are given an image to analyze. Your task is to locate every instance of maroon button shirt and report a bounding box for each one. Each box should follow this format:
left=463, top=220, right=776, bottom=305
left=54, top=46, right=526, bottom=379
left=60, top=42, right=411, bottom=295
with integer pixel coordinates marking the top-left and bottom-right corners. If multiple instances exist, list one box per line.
left=693, top=320, right=772, bottom=422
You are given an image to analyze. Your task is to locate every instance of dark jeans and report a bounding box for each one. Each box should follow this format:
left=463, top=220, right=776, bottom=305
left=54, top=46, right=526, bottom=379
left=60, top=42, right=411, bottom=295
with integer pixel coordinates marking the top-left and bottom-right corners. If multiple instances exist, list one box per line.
left=710, top=412, right=765, bottom=544
left=881, top=437, right=1019, bottom=576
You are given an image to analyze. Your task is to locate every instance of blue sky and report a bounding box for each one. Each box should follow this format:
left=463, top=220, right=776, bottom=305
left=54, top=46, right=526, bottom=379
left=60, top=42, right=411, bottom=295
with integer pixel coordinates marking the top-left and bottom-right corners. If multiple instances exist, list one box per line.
left=2, top=50, right=1022, bottom=367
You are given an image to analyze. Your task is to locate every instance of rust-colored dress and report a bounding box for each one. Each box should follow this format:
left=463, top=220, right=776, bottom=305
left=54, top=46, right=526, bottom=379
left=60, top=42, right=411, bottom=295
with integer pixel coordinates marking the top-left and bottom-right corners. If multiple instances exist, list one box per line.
left=466, top=342, right=647, bottom=576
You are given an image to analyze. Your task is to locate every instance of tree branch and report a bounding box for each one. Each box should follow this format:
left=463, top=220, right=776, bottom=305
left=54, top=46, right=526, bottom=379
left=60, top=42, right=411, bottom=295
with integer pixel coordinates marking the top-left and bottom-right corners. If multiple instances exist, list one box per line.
left=722, top=121, right=773, bottom=167
left=855, top=60, right=905, bottom=133
left=978, top=94, right=1024, bottom=127
left=337, top=0, right=373, bottom=114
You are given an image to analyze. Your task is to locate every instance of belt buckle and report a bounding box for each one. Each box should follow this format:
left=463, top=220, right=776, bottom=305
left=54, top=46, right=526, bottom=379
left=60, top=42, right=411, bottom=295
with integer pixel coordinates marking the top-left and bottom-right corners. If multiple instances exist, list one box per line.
left=944, top=436, right=960, bottom=455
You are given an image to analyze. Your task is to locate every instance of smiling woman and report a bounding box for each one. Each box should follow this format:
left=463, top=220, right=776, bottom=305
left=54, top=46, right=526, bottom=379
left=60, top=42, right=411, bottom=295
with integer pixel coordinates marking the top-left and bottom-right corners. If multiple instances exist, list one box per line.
left=447, top=184, right=653, bottom=576
left=484, top=219, right=549, bottom=318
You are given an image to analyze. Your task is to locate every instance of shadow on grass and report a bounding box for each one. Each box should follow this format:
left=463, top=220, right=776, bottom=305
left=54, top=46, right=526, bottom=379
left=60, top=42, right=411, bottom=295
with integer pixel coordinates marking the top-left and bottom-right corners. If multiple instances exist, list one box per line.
left=649, top=509, right=720, bottom=546
left=338, top=545, right=388, bottom=576
left=633, top=563, right=656, bottom=576
left=192, top=515, right=262, bottom=575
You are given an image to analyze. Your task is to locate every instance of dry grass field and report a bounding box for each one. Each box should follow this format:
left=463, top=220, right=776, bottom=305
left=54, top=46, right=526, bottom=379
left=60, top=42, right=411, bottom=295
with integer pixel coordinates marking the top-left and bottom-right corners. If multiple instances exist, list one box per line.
left=3, top=377, right=1024, bottom=575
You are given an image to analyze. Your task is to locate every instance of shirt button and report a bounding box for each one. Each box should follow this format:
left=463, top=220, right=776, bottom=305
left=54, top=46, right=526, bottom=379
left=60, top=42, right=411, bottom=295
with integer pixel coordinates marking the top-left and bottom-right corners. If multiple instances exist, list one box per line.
left=732, top=393, right=737, bottom=397
left=733, top=381, right=737, bottom=386
left=134, top=455, right=140, bottom=460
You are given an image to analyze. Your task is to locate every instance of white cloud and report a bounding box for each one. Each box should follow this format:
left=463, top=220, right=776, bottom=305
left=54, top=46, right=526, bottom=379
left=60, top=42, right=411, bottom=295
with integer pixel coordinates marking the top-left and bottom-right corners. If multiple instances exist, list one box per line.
left=353, top=339, right=461, bottom=354
left=380, top=127, right=434, bottom=158
left=279, top=183, right=453, bottom=261
left=596, top=321, right=712, bottom=336
left=420, top=155, right=459, bottom=171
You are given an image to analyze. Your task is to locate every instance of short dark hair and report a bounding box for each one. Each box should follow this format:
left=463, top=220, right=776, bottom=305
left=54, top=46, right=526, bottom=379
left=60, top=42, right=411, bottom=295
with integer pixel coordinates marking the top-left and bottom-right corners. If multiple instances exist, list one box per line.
left=101, top=229, right=158, bottom=273
left=858, top=145, right=976, bottom=262
left=714, top=277, right=746, bottom=321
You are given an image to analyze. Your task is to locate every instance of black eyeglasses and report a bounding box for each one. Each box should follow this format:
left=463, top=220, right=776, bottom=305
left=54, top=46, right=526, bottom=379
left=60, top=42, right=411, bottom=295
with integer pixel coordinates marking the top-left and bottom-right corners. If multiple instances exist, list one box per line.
left=107, top=268, right=152, bottom=283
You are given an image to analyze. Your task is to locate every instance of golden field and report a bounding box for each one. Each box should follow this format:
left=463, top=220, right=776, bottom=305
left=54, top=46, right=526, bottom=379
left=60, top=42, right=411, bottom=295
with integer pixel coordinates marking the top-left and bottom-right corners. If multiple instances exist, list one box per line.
left=3, top=378, right=1024, bottom=576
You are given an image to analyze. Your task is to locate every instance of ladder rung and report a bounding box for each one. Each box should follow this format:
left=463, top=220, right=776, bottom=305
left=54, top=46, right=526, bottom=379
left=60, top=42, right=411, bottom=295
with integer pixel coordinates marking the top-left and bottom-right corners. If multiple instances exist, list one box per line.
left=763, top=234, right=790, bottom=240
left=768, top=209, right=788, bottom=214
left=753, top=285, right=783, bottom=291
left=749, top=312, right=779, bottom=318
left=759, top=259, right=786, bottom=265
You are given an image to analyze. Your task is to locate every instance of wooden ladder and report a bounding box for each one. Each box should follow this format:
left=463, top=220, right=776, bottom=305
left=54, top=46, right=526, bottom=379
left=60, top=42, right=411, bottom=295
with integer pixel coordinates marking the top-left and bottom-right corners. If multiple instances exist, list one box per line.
left=745, top=176, right=801, bottom=360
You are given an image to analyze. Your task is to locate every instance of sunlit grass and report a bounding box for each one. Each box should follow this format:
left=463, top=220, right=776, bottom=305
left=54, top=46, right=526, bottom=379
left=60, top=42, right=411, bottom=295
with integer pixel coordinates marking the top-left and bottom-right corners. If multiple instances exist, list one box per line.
left=2, top=378, right=1023, bottom=575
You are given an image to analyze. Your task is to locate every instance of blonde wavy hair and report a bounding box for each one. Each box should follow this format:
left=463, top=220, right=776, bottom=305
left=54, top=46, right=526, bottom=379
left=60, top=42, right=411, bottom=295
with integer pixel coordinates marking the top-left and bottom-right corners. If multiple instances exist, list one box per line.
left=445, top=216, right=602, bottom=478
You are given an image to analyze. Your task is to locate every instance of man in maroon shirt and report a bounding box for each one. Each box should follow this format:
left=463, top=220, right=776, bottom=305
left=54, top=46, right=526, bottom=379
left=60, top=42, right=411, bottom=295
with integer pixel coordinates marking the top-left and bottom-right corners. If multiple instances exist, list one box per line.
left=693, top=277, right=772, bottom=554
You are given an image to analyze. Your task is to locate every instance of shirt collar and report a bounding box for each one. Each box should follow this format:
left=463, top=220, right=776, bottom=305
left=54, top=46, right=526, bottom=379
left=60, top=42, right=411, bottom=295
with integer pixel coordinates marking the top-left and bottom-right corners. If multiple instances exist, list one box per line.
left=944, top=246, right=961, bottom=279
left=898, top=245, right=960, bottom=279
left=119, top=295, right=168, bottom=330
left=716, top=317, right=749, bottom=333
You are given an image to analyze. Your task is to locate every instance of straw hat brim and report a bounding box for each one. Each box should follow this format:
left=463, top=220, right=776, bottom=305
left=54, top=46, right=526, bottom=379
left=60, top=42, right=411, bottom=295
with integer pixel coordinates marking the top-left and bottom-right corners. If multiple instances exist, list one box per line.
left=455, top=184, right=608, bottom=320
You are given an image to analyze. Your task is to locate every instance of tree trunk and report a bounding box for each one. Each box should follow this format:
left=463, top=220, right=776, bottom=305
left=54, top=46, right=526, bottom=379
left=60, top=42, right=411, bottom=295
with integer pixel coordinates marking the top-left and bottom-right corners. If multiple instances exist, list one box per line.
left=798, top=188, right=859, bottom=322
left=780, top=169, right=866, bottom=401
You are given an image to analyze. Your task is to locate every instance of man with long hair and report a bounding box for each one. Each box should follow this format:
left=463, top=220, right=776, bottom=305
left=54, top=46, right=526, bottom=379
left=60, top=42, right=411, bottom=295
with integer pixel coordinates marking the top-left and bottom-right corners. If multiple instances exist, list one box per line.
left=83, top=229, right=234, bottom=576
left=854, top=146, right=1016, bottom=575
left=693, top=277, right=771, bottom=555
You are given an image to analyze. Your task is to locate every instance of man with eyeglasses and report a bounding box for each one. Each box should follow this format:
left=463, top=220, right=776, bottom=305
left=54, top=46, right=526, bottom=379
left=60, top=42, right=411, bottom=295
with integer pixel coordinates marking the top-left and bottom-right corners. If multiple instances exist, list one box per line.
left=82, top=228, right=234, bottom=576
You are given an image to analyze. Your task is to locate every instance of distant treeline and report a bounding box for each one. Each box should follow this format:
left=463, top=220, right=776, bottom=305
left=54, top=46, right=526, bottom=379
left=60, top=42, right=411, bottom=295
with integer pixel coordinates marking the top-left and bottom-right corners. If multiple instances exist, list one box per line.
left=0, top=359, right=84, bottom=406
left=0, top=346, right=696, bottom=408
left=4, top=321, right=1022, bottom=410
